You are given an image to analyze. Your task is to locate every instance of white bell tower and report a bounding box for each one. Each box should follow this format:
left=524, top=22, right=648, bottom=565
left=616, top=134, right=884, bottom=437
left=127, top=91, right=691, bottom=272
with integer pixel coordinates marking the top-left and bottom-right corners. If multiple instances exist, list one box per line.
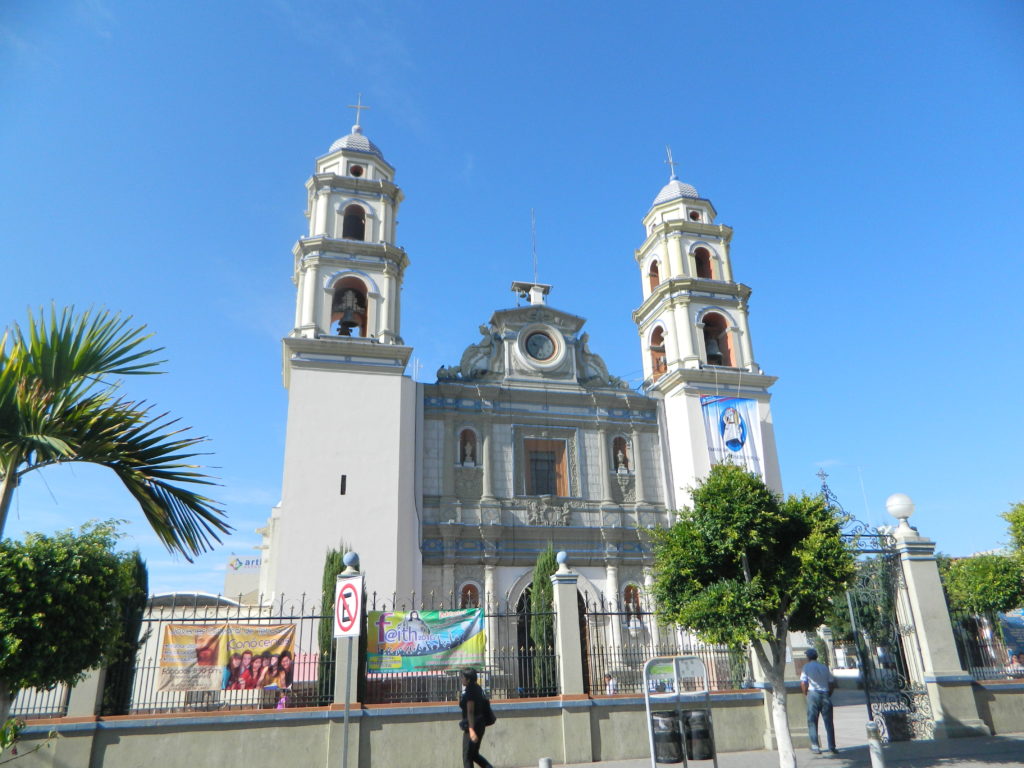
left=259, top=103, right=420, bottom=604
left=634, top=150, right=782, bottom=506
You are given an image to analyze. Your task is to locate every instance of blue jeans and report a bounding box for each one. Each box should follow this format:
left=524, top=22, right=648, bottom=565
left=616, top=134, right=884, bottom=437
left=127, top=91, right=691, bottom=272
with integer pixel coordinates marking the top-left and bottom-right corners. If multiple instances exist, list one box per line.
left=806, top=691, right=835, bottom=750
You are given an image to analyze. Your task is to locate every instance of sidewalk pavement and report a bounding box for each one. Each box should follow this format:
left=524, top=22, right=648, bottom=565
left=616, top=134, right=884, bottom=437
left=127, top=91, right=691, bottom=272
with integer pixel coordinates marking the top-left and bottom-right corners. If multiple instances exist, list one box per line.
left=517, top=731, right=1024, bottom=768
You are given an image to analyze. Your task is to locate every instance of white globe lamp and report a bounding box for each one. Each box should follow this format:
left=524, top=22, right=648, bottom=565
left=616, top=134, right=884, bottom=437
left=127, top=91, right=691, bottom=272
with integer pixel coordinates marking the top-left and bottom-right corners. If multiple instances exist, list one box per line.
left=885, top=493, right=915, bottom=531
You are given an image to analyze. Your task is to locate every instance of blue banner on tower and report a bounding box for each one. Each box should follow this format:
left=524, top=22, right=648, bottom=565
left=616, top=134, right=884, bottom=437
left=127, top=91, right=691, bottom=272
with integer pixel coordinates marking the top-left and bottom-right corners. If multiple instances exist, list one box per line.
left=700, top=395, right=763, bottom=476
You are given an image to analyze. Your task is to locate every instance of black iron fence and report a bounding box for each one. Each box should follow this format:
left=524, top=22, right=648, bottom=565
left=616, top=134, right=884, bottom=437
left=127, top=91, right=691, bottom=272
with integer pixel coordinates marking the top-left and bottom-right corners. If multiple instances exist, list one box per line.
left=101, top=593, right=331, bottom=715
left=949, top=609, right=1022, bottom=682
left=582, top=593, right=749, bottom=695
left=362, top=591, right=559, bottom=704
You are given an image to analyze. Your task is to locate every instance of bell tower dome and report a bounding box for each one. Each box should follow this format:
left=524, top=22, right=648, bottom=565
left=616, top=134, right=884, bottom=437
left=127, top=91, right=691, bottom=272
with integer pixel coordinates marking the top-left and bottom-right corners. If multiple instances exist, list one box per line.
left=633, top=149, right=782, bottom=503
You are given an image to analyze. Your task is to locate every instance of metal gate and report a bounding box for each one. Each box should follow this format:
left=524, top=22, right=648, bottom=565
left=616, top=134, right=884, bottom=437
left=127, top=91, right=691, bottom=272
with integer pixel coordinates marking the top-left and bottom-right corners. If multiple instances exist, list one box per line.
left=823, top=474, right=934, bottom=742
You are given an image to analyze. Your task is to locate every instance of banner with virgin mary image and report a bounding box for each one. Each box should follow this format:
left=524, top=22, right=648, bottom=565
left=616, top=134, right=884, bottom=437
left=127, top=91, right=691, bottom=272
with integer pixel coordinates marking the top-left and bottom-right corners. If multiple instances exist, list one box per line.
left=366, top=609, right=485, bottom=672
left=700, top=395, right=764, bottom=476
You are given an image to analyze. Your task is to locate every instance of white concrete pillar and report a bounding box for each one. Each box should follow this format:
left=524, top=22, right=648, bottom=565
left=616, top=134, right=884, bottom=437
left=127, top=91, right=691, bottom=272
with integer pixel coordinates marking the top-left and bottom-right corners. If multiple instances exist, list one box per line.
left=605, top=562, right=623, bottom=659
left=666, top=232, right=685, bottom=278
left=890, top=502, right=990, bottom=738
left=550, top=553, right=585, bottom=695
left=66, top=668, right=104, bottom=717
left=631, top=431, right=647, bottom=504
left=597, top=428, right=613, bottom=503
left=643, top=567, right=661, bottom=647
left=484, top=563, right=498, bottom=663
left=301, top=264, right=319, bottom=333
left=314, top=188, right=330, bottom=235
left=481, top=425, right=495, bottom=501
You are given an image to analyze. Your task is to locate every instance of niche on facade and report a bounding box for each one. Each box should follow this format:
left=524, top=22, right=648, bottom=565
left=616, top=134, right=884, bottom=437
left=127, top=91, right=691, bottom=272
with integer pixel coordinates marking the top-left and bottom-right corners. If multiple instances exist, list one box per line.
left=331, top=277, right=368, bottom=337
left=459, top=429, right=478, bottom=467
left=702, top=312, right=732, bottom=367
left=612, top=436, right=631, bottom=474
left=459, top=582, right=480, bottom=609
left=341, top=203, right=366, bottom=241
left=623, top=583, right=643, bottom=628
left=649, top=327, right=667, bottom=382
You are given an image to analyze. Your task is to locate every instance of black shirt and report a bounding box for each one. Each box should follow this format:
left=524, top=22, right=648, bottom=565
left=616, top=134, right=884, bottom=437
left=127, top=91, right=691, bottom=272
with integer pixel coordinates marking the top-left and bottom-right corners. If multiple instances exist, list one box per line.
left=459, top=682, right=487, bottom=731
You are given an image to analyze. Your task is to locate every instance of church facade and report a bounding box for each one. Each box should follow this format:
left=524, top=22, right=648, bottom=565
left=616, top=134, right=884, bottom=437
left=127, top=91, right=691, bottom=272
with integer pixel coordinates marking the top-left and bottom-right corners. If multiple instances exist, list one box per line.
left=256, top=121, right=782, bottom=614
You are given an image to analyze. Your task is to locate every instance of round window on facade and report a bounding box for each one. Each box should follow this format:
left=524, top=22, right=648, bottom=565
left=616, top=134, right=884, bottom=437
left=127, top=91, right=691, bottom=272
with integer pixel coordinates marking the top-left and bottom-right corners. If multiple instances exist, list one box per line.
left=349, top=164, right=364, bottom=177
left=525, top=331, right=556, bottom=361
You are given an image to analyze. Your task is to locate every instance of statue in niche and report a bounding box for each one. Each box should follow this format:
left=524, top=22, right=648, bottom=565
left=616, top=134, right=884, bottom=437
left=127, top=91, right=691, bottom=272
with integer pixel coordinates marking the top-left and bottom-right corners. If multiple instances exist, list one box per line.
left=462, top=439, right=476, bottom=466
left=615, top=449, right=627, bottom=473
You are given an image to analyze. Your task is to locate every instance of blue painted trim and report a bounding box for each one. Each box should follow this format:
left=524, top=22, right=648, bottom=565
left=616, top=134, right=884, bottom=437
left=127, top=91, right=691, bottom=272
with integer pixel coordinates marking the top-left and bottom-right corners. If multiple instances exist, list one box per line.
left=748, top=681, right=802, bottom=692
left=977, top=681, right=1024, bottom=691
left=21, top=708, right=365, bottom=736
left=924, top=674, right=975, bottom=684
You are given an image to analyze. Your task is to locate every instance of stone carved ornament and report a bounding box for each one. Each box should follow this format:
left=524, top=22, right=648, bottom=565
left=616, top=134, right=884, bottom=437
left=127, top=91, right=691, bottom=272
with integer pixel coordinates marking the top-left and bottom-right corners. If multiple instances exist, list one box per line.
left=436, top=322, right=629, bottom=388
left=526, top=497, right=577, bottom=526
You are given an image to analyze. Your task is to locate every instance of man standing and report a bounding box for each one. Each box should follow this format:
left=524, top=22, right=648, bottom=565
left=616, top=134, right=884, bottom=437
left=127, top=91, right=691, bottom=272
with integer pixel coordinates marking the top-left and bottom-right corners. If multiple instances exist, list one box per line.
left=800, top=648, right=838, bottom=755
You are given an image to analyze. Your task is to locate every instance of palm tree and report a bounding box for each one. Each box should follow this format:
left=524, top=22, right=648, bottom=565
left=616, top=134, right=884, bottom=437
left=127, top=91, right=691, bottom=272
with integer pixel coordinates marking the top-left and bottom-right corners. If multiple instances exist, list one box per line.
left=0, top=307, right=231, bottom=560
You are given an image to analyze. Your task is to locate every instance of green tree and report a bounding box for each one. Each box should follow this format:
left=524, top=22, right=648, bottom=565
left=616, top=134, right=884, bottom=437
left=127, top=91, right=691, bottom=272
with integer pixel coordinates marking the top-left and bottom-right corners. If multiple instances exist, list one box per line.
left=944, top=554, right=1024, bottom=615
left=0, top=522, right=134, bottom=725
left=101, top=551, right=149, bottom=716
left=650, top=465, right=855, bottom=768
left=0, top=307, right=230, bottom=559
left=530, top=544, right=558, bottom=695
left=1003, top=502, right=1024, bottom=555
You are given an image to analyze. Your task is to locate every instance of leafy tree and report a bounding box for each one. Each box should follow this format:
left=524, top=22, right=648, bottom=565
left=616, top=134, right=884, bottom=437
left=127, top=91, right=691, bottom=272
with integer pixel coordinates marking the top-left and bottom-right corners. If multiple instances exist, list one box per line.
left=943, top=554, right=1024, bottom=616
left=0, top=522, right=134, bottom=726
left=1003, top=502, right=1024, bottom=555
left=651, top=465, right=855, bottom=768
left=101, top=551, right=149, bottom=716
left=530, top=544, right=558, bottom=695
left=0, top=307, right=230, bottom=559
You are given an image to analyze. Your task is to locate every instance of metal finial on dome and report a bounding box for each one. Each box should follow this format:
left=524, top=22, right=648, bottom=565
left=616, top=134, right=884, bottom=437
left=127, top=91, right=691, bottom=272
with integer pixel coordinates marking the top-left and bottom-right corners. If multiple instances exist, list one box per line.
left=665, top=145, right=679, bottom=181
left=347, top=93, right=370, bottom=131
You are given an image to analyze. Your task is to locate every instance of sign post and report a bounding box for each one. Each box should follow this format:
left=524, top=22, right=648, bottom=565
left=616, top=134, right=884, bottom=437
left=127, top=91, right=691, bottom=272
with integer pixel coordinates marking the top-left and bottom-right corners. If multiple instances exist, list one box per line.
left=334, top=554, right=363, bottom=768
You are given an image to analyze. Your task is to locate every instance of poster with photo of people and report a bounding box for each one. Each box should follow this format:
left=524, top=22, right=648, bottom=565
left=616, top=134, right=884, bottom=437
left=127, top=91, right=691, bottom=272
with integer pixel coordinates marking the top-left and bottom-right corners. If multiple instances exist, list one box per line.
left=157, top=623, right=296, bottom=692
left=999, top=609, right=1024, bottom=677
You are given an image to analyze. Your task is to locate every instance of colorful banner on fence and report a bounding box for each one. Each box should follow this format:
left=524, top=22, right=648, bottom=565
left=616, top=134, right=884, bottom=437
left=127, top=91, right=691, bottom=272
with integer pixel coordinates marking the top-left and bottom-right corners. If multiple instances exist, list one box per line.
left=367, top=609, right=485, bottom=672
left=700, top=395, right=763, bottom=476
left=999, top=609, right=1024, bottom=664
left=157, top=623, right=296, bottom=692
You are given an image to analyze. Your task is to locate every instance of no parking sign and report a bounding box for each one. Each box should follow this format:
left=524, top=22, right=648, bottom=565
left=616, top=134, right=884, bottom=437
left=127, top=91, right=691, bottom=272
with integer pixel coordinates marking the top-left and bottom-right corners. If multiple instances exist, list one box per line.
left=334, top=575, right=364, bottom=638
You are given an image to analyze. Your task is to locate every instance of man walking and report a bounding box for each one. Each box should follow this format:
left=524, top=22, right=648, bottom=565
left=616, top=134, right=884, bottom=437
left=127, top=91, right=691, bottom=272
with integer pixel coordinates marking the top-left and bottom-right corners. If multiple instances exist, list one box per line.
left=800, top=648, right=838, bottom=755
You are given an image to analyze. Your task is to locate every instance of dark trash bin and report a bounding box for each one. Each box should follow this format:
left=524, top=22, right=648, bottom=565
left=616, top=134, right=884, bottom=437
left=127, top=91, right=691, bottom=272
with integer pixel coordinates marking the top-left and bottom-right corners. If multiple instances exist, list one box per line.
left=652, top=711, right=684, bottom=763
left=684, top=709, right=714, bottom=760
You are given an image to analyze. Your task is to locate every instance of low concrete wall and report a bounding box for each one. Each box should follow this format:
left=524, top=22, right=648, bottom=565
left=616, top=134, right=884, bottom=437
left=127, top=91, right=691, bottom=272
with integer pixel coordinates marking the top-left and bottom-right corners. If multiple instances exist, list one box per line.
left=7, top=692, right=765, bottom=768
left=973, top=681, right=1024, bottom=736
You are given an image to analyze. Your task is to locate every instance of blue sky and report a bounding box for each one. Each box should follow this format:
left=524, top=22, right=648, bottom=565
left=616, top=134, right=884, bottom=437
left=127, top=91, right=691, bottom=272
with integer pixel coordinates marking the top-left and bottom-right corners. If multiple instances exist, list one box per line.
left=2, top=0, right=1022, bottom=596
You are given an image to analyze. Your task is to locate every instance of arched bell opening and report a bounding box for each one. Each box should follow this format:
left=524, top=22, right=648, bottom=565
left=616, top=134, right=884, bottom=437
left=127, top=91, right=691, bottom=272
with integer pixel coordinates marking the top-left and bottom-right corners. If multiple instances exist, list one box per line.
left=648, top=261, right=661, bottom=292
left=341, top=204, right=366, bottom=241
left=331, top=277, right=368, bottom=337
left=702, top=312, right=732, bottom=366
left=694, top=247, right=714, bottom=279
left=649, top=326, right=667, bottom=382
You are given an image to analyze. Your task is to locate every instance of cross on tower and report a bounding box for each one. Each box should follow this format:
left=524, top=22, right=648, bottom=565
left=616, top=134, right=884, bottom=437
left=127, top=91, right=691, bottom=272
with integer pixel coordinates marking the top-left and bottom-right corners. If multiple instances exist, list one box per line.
left=664, top=145, right=679, bottom=180
left=347, top=93, right=370, bottom=128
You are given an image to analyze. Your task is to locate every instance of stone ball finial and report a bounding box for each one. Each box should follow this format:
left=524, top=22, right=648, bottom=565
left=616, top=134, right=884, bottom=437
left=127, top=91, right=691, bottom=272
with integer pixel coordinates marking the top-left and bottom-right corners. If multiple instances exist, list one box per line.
left=556, top=551, right=568, bottom=565
left=343, top=551, right=360, bottom=568
left=885, top=493, right=915, bottom=530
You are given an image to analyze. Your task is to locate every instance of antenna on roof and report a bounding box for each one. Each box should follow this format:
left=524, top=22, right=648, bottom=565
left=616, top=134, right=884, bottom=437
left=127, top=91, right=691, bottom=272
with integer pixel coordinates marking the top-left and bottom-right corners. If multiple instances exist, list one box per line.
left=531, top=208, right=538, bottom=285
